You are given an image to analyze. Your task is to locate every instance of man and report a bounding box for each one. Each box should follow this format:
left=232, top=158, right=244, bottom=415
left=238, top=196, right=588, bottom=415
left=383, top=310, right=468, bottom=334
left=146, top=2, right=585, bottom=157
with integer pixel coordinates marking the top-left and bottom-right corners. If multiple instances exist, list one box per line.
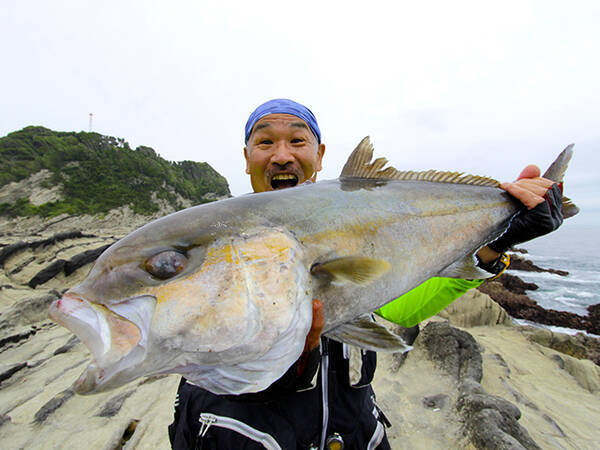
left=169, top=99, right=563, bottom=449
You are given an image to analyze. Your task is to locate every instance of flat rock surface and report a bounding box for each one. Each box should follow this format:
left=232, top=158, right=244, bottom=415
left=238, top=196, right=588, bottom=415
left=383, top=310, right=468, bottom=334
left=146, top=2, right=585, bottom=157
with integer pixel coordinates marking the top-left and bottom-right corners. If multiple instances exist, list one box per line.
left=1, top=213, right=599, bottom=449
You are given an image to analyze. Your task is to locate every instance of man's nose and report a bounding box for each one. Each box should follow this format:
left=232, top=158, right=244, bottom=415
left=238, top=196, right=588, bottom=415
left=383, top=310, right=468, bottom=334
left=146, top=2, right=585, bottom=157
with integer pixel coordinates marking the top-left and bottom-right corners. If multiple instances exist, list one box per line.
left=270, top=141, right=294, bottom=166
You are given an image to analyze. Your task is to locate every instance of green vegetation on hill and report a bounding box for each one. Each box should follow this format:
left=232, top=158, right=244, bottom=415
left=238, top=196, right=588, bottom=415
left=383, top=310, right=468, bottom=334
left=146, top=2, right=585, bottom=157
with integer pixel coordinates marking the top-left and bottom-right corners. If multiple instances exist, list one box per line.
left=0, top=126, right=230, bottom=217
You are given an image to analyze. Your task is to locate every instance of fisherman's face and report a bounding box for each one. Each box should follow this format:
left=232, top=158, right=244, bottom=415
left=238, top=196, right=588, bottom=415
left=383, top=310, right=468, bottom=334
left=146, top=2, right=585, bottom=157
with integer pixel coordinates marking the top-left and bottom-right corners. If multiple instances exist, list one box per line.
left=244, top=113, right=325, bottom=193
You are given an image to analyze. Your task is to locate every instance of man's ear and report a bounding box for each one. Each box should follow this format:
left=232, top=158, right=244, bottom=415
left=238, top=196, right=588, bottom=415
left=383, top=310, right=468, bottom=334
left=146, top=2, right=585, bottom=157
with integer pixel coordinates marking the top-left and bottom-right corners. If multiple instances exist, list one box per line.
left=244, top=146, right=250, bottom=174
left=315, top=143, right=325, bottom=172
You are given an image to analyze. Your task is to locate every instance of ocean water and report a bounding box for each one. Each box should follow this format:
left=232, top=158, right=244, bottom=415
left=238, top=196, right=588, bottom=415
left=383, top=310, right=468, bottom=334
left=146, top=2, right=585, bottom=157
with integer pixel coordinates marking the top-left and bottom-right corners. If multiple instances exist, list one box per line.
left=508, top=222, right=599, bottom=318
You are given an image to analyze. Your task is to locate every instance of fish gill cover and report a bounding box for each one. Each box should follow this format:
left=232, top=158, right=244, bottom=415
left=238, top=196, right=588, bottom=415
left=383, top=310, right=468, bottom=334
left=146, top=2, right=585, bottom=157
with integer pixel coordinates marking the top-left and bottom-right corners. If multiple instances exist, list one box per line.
left=0, top=126, right=230, bottom=217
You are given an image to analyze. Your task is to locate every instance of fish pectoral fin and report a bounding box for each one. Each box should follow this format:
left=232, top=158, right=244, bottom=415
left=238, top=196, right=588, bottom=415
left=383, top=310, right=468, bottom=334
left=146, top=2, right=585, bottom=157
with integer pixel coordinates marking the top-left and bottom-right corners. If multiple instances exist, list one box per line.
left=325, top=315, right=411, bottom=353
left=438, top=254, right=490, bottom=279
left=310, top=256, right=390, bottom=286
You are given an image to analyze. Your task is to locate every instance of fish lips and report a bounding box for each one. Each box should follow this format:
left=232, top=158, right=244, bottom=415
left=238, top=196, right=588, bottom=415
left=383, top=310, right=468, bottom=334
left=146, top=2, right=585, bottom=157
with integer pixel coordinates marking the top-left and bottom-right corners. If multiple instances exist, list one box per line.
left=48, top=293, right=156, bottom=394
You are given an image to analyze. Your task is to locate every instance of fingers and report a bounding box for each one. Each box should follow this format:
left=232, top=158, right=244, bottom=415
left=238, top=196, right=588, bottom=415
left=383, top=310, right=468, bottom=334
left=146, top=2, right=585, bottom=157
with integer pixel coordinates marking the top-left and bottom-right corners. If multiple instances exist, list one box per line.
left=516, top=164, right=541, bottom=181
left=501, top=165, right=555, bottom=210
left=500, top=181, right=546, bottom=209
left=304, top=299, right=324, bottom=352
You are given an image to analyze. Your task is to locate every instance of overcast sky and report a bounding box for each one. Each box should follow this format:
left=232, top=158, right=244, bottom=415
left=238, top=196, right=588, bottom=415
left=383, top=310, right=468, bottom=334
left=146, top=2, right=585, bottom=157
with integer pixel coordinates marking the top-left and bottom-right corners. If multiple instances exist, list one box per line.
left=2, top=0, right=599, bottom=226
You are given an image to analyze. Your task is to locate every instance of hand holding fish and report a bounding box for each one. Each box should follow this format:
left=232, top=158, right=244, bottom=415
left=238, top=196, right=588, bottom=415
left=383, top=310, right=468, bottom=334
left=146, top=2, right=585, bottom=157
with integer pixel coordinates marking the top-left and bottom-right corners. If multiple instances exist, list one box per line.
left=500, top=165, right=555, bottom=210
left=480, top=165, right=565, bottom=260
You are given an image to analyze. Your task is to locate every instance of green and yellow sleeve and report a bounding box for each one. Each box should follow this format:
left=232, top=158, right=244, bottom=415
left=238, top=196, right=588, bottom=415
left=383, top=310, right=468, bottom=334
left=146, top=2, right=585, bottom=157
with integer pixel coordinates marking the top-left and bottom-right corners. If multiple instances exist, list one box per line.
left=375, top=278, right=483, bottom=327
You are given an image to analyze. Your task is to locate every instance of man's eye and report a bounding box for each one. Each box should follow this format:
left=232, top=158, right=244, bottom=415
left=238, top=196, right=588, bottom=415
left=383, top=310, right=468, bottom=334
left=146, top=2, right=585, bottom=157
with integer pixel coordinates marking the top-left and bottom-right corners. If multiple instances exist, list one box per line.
left=259, top=139, right=273, bottom=145
left=145, top=251, right=187, bottom=279
left=291, top=138, right=304, bottom=144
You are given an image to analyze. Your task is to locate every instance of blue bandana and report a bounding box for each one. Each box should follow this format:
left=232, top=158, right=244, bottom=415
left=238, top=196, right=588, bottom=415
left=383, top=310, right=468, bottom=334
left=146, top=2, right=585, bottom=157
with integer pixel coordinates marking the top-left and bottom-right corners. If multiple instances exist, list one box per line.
left=244, top=99, right=321, bottom=144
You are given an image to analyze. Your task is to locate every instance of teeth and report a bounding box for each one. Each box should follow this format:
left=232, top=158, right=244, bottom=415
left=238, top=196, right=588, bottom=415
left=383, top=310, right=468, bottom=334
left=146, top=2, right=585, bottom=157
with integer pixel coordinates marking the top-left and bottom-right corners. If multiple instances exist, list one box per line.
left=272, top=174, right=298, bottom=181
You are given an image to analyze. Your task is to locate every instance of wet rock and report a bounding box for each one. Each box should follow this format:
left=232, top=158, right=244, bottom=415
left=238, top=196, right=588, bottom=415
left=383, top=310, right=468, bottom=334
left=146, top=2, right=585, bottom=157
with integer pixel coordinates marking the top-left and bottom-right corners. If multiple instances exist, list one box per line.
left=0, top=231, right=96, bottom=267
left=8, top=256, right=35, bottom=275
left=0, top=328, right=38, bottom=350
left=422, top=394, right=448, bottom=410
left=389, top=324, right=420, bottom=371
left=478, top=281, right=592, bottom=333
left=416, top=324, right=540, bottom=449
left=489, top=353, right=511, bottom=377
left=0, top=242, right=30, bottom=267
left=465, top=408, right=541, bottom=450
left=0, top=292, right=60, bottom=330
left=542, top=414, right=566, bottom=438
left=494, top=273, right=538, bottom=295
left=63, top=244, right=111, bottom=275
left=508, top=254, right=569, bottom=276
left=24, top=243, right=112, bottom=288
left=33, top=388, right=75, bottom=423
left=96, top=390, right=135, bottom=418
left=52, top=335, right=80, bottom=355
left=551, top=354, right=565, bottom=369
left=457, top=380, right=540, bottom=449
left=138, top=374, right=170, bottom=386
left=510, top=247, right=528, bottom=254
left=28, top=260, right=66, bottom=288
left=499, top=378, right=539, bottom=410
left=586, top=304, right=600, bottom=336
left=0, top=362, right=28, bottom=386
left=119, top=419, right=140, bottom=447
left=457, top=392, right=521, bottom=421
left=416, top=321, right=482, bottom=383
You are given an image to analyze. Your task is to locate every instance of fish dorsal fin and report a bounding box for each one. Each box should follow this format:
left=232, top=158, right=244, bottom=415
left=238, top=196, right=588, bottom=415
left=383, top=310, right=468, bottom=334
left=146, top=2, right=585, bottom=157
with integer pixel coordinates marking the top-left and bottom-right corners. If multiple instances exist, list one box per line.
left=325, top=315, right=412, bottom=353
left=310, top=256, right=390, bottom=286
left=340, top=136, right=500, bottom=187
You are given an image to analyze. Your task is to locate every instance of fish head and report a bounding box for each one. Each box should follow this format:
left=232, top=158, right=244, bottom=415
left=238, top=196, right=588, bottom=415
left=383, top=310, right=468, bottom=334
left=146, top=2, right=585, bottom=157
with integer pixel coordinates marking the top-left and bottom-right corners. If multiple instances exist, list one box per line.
left=49, top=217, right=313, bottom=395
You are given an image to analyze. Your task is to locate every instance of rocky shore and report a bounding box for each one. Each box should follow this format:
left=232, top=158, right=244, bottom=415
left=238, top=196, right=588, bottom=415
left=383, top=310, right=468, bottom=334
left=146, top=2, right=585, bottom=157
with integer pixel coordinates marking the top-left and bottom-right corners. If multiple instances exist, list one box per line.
left=1, top=213, right=599, bottom=449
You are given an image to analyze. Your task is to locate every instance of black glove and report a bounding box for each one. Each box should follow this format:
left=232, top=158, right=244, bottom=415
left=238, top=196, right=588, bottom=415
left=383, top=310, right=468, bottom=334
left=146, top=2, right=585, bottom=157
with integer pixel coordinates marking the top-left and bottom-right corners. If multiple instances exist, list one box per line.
left=488, top=183, right=564, bottom=253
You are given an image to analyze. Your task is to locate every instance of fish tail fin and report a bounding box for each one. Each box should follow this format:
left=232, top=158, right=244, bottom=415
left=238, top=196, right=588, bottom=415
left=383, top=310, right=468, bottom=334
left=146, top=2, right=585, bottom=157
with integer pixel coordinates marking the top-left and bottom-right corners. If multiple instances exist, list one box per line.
left=542, top=144, right=579, bottom=219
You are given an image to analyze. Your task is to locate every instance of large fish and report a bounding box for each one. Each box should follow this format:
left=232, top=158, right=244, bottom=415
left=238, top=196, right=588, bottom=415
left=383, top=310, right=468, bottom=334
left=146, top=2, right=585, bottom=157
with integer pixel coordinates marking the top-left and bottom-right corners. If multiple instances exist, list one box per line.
left=48, top=138, right=578, bottom=395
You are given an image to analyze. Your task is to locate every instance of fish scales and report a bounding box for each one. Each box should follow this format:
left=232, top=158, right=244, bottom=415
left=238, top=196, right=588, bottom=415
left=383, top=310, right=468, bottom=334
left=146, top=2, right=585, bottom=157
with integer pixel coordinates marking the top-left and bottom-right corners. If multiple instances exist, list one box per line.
left=48, top=139, right=576, bottom=395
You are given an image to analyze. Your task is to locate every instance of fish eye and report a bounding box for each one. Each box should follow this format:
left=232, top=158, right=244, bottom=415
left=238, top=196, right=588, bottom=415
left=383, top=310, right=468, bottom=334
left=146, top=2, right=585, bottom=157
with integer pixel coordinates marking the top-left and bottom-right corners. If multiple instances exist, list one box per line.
left=145, top=251, right=187, bottom=279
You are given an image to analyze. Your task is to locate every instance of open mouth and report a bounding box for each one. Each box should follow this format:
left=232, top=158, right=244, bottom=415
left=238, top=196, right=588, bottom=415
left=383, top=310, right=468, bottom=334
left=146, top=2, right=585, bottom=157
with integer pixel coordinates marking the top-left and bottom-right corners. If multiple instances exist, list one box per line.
left=48, top=293, right=156, bottom=394
left=271, top=173, right=299, bottom=190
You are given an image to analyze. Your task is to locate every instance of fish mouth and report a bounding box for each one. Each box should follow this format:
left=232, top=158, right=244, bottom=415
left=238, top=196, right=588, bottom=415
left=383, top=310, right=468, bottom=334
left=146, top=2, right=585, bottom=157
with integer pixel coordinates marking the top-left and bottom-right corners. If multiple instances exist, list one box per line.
left=270, top=173, right=299, bottom=190
left=48, top=293, right=156, bottom=394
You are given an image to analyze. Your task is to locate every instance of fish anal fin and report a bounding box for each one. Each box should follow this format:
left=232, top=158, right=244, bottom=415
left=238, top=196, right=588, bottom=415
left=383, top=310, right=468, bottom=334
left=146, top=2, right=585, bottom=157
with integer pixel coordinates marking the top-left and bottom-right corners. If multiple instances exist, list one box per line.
left=438, top=254, right=490, bottom=279
left=310, top=256, right=390, bottom=286
left=325, top=315, right=411, bottom=353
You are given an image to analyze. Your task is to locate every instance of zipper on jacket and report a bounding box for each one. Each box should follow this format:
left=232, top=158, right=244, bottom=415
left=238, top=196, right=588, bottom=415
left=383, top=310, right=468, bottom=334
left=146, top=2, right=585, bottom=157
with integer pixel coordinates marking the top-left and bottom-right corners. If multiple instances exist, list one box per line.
left=198, top=413, right=282, bottom=450
left=319, top=338, right=330, bottom=450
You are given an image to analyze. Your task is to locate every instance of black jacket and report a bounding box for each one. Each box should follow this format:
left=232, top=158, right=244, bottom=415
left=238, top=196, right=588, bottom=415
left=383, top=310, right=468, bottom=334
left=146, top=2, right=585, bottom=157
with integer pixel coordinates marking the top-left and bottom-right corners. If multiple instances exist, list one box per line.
left=168, top=337, right=391, bottom=449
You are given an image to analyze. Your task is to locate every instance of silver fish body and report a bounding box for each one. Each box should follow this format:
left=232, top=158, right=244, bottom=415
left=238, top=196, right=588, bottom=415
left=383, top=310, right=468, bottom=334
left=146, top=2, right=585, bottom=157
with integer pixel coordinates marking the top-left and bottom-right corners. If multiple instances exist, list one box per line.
left=49, top=139, right=576, bottom=395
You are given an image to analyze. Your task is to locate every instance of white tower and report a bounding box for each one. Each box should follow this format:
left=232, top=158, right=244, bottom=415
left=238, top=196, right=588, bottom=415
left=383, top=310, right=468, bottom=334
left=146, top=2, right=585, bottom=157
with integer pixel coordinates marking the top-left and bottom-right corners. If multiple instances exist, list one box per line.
left=89, top=113, right=93, bottom=132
